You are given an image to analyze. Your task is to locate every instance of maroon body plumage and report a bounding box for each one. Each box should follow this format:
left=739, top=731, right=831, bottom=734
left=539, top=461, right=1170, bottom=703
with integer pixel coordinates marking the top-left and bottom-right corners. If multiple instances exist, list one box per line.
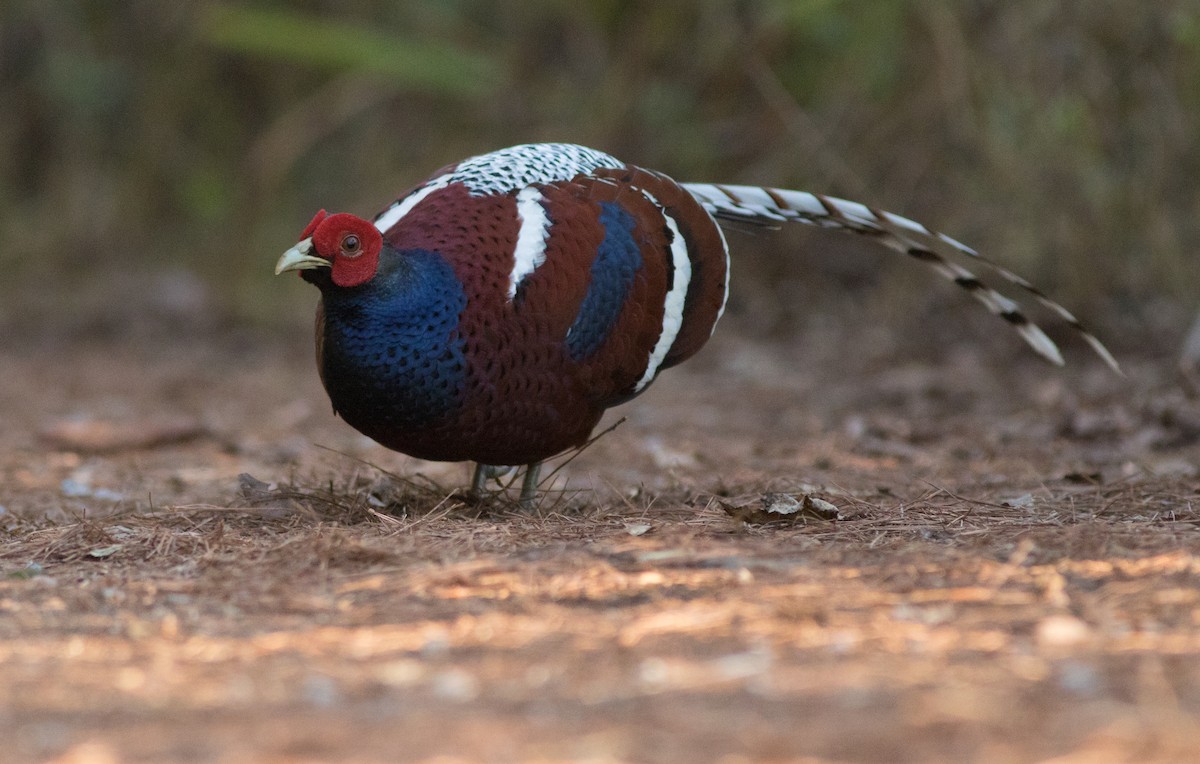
left=379, top=153, right=727, bottom=462
left=276, top=143, right=1118, bottom=502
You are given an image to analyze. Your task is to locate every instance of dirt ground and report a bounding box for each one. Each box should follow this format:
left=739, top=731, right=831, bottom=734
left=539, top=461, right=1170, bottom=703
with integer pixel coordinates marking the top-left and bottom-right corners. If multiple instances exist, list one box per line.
left=3, top=315, right=1200, bottom=763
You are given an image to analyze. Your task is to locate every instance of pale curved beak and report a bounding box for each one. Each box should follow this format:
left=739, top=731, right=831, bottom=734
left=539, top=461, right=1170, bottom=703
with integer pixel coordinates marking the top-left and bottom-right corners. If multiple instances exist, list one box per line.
left=275, top=238, right=330, bottom=275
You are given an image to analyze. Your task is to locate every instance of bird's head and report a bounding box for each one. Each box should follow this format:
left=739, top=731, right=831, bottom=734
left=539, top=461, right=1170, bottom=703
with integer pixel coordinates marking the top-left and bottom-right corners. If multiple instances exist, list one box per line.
left=275, top=210, right=384, bottom=288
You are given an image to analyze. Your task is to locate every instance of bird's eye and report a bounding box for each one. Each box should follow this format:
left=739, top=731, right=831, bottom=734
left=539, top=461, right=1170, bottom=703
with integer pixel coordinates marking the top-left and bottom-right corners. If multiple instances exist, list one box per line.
left=340, top=234, right=362, bottom=257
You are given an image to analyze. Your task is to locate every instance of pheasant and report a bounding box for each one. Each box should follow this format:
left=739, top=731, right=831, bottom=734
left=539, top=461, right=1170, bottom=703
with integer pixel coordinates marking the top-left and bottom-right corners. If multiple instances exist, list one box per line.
left=276, top=143, right=1119, bottom=504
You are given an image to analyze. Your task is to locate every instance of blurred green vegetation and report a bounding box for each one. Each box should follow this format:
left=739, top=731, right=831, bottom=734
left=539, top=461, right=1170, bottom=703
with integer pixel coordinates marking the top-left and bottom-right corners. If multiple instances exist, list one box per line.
left=1, top=0, right=1196, bottom=342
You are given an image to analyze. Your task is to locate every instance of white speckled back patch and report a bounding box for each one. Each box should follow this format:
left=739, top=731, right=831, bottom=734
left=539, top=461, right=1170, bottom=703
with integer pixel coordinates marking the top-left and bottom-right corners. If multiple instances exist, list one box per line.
left=447, top=143, right=625, bottom=195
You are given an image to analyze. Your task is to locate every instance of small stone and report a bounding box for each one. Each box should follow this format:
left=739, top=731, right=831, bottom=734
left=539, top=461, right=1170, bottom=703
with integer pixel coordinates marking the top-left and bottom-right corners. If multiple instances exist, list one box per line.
left=431, top=669, right=479, bottom=701
left=1036, top=614, right=1092, bottom=648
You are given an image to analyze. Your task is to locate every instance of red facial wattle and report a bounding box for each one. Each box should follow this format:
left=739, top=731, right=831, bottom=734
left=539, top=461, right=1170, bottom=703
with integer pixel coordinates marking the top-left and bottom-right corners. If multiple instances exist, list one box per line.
left=310, top=213, right=383, bottom=288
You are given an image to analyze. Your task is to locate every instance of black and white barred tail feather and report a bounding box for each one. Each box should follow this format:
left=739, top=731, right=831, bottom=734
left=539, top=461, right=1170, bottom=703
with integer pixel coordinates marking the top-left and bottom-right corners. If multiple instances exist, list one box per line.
left=683, top=182, right=1121, bottom=374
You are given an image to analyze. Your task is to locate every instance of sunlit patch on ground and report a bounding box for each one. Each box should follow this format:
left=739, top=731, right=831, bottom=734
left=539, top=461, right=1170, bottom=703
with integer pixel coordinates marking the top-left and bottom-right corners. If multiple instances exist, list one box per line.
left=2, top=327, right=1198, bottom=762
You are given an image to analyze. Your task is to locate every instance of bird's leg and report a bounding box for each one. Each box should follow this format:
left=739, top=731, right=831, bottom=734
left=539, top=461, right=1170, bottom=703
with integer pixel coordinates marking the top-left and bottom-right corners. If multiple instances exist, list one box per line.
left=470, top=463, right=488, bottom=496
left=518, top=462, right=542, bottom=509
left=470, top=463, right=515, bottom=498
left=469, top=463, right=539, bottom=507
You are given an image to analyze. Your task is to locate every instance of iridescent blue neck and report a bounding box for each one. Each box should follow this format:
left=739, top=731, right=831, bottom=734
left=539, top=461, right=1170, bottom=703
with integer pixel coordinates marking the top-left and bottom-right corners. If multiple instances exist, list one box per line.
left=317, top=248, right=468, bottom=431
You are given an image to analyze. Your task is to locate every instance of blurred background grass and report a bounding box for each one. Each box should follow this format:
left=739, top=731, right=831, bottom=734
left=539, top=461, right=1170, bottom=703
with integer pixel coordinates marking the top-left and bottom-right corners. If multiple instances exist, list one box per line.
left=1, top=0, right=1196, bottom=352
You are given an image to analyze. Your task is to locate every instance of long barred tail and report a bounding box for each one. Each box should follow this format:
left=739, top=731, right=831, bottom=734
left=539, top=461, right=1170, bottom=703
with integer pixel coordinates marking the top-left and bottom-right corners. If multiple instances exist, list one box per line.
left=683, top=182, right=1121, bottom=374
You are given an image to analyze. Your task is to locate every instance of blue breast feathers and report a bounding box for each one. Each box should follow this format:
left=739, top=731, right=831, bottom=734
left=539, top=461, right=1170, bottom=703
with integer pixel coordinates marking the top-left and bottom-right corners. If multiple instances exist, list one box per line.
left=319, top=249, right=468, bottom=428
left=566, top=202, right=642, bottom=360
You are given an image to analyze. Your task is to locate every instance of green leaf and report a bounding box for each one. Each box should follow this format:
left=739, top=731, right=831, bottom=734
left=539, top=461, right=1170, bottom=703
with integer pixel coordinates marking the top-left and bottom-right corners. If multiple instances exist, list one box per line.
left=199, top=5, right=500, bottom=97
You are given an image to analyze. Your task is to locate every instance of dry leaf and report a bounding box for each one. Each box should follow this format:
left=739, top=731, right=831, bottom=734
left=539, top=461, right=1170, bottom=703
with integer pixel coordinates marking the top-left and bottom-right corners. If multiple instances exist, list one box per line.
left=722, top=492, right=843, bottom=525
left=41, top=416, right=205, bottom=453
left=88, top=545, right=122, bottom=559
